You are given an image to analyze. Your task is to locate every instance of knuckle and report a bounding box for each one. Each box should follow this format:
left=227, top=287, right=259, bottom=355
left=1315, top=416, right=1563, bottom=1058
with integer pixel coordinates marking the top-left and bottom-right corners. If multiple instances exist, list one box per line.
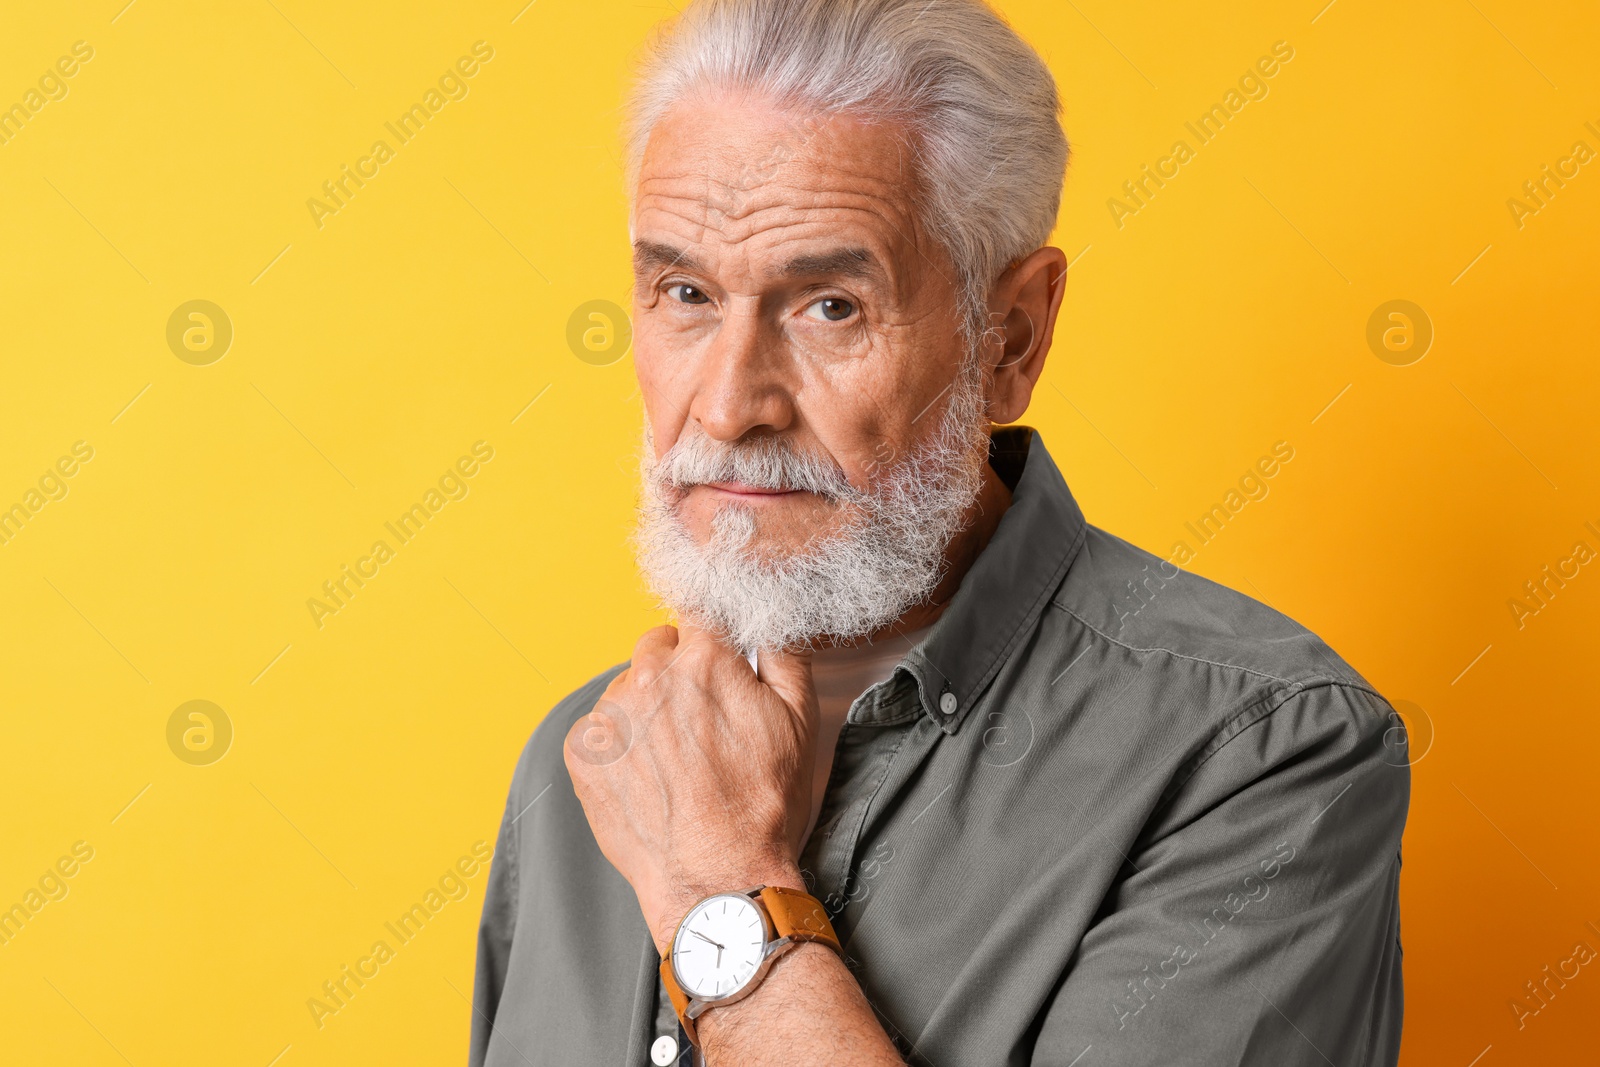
left=633, top=624, right=677, bottom=659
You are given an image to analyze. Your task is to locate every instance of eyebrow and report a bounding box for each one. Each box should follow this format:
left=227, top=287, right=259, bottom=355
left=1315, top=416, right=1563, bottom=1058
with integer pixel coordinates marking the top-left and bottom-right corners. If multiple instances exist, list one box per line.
left=781, top=247, right=881, bottom=281
left=631, top=240, right=886, bottom=285
left=632, top=240, right=701, bottom=275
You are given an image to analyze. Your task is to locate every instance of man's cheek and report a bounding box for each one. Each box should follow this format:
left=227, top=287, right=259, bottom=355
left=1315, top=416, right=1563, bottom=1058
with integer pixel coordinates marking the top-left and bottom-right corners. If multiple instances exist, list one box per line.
left=634, top=349, right=697, bottom=452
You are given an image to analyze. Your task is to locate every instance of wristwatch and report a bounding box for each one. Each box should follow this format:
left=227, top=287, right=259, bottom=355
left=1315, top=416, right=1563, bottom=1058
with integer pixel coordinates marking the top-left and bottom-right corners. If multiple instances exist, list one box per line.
left=660, top=884, right=842, bottom=1046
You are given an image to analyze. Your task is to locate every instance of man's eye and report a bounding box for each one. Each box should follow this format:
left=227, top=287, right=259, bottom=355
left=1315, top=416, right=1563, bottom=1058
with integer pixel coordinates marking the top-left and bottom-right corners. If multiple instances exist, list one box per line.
left=668, top=284, right=710, bottom=305
left=804, top=298, right=855, bottom=322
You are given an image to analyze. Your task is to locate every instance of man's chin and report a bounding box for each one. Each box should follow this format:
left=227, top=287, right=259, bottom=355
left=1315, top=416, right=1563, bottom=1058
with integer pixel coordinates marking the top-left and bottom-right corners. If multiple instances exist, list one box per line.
left=680, top=527, right=833, bottom=570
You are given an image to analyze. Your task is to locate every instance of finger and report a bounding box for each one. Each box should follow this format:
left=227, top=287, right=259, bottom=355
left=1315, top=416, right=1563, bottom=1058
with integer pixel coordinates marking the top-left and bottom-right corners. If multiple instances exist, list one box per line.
left=673, top=619, right=754, bottom=676
left=629, top=624, right=679, bottom=680
left=672, top=619, right=744, bottom=662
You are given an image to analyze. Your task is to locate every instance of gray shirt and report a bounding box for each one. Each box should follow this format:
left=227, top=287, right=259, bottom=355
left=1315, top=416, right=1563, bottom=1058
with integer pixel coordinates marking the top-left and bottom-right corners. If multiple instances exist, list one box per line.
left=470, top=427, right=1408, bottom=1066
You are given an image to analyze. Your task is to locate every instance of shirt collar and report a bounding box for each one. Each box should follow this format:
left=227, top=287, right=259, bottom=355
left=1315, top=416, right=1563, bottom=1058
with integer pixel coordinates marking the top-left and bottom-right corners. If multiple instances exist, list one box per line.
left=888, top=426, right=1087, bottom=735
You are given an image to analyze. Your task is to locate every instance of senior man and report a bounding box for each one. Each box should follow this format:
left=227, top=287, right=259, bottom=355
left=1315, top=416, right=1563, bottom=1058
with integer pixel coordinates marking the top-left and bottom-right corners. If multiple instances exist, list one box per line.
left=470, top=1, right=1409, bottom=1064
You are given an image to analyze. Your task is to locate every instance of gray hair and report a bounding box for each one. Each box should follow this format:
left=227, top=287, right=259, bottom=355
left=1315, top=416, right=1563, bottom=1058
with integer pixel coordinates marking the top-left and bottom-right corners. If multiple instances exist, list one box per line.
left=626, top=0, right=1069, bottom=344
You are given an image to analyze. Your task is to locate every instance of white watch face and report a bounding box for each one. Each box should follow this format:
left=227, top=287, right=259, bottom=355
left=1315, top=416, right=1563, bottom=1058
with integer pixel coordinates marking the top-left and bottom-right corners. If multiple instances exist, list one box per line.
left=671, top=893, right=768, bottom=1000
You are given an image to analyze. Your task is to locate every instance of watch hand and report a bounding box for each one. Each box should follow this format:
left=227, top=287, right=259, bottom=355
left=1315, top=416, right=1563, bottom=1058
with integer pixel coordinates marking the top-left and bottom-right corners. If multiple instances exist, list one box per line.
left=692, top=930, right=725, bottom=950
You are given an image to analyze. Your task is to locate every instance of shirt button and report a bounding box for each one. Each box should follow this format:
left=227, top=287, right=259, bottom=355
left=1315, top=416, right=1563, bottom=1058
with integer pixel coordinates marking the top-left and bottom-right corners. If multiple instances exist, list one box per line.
left=651, top=1034, right=679, bottom=1065
left=939, top=692, right=958, bottom=715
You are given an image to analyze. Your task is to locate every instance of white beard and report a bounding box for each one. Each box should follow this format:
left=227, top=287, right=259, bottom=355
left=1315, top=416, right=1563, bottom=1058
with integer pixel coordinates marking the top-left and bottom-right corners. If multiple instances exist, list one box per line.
left=633, top=359, right=992, bottom=653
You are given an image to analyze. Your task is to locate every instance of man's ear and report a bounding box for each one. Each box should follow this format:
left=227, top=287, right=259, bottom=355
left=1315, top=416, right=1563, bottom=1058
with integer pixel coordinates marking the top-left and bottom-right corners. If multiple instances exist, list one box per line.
left=984, top=246, right=1068, bottom=425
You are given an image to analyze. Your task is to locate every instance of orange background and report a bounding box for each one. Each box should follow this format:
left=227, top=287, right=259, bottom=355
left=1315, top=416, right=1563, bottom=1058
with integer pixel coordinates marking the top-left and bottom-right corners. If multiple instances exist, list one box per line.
left=0, top=1, right=1595, bottom=1064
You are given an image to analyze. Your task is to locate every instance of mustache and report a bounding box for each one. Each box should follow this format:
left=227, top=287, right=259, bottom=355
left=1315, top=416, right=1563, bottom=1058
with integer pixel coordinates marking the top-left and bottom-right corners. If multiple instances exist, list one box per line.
left=654, top=432, right=856, bottom=499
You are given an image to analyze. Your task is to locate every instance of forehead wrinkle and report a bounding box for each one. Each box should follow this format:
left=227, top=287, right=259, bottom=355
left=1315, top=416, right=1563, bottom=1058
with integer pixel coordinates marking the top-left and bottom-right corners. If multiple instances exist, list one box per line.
left=694, top=197, right=920, bottom=260
left=642, top=150, right=919, bottom=219
left=639, top=197, right=902, bottom=255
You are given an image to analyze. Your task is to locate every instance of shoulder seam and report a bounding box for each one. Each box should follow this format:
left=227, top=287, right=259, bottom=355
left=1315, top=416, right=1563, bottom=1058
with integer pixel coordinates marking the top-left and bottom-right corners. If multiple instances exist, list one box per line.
left=1053, top=601, right=1376, bottom=695
left=1157, top=679, right=1392, bottom=815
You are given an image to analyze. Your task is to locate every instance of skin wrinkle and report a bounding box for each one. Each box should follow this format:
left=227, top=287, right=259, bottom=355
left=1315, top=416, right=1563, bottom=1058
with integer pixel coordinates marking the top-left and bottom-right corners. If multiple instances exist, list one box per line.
left=648, top=170, right=920, bottom=238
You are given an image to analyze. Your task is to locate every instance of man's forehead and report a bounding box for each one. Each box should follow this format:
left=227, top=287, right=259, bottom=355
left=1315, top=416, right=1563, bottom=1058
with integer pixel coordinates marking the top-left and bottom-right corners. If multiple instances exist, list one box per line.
left=632, top=94, right=925, bottom=276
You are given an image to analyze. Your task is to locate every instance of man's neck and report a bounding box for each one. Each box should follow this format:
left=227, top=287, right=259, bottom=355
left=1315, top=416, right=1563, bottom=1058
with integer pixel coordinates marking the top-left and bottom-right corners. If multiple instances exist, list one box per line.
left=815, top=459, right=1013, bottom=649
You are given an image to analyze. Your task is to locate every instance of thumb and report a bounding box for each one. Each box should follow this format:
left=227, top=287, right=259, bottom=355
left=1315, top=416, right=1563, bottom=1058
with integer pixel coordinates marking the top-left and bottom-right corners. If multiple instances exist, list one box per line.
left=755, top=645, right=817, bottom=720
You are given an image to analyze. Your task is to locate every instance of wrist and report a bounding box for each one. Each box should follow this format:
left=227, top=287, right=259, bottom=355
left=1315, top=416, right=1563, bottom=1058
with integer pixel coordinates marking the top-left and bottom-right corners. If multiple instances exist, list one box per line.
left=694, top=939, right=836, bottom=1050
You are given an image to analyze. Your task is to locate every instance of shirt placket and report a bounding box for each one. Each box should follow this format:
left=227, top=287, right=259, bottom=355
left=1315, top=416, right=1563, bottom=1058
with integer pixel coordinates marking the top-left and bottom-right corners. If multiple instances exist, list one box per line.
left=799, top=673, right=925, bottom=941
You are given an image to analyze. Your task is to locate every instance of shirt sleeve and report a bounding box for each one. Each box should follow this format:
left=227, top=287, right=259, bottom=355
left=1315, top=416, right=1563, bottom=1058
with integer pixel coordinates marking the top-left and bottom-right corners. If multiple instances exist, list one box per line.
left=1031, top=682, right=1410, bottom=1066
left=469, top=775, right=522, bottom=1067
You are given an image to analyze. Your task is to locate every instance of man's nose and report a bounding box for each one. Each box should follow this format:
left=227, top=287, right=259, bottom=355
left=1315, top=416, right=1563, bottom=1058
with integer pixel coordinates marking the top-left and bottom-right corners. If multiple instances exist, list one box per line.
left=688, top=303, right=795, bottom=442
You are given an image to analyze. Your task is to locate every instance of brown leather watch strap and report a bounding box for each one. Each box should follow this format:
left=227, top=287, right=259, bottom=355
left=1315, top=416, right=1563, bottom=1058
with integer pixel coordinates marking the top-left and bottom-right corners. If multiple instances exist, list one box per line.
left=758, top=885, right=842, bottom=955
left=659, top=954, right=698, bottom=1045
